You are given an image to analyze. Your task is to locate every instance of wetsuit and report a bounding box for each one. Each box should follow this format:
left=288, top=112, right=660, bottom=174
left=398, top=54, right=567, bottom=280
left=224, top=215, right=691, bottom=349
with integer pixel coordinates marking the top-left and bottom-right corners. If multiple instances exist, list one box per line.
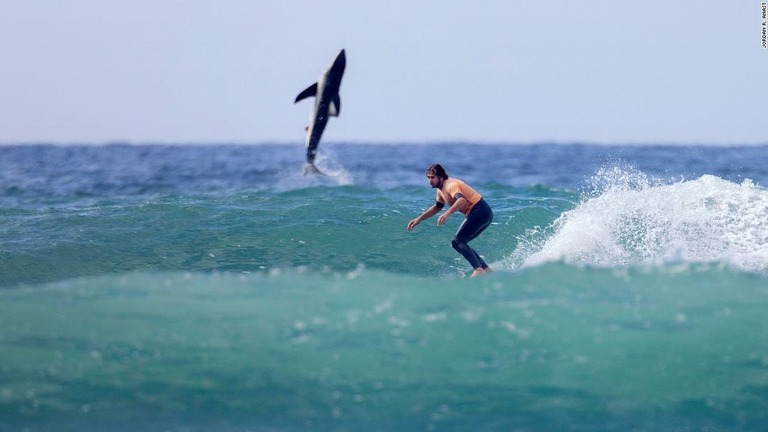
left=435, top=178, right=494, bottom=269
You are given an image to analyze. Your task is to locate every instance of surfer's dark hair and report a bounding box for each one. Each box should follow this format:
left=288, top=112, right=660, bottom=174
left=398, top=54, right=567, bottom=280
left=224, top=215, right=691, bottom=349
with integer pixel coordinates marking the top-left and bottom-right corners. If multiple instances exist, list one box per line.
left=426, top=164, right=449, bottom=180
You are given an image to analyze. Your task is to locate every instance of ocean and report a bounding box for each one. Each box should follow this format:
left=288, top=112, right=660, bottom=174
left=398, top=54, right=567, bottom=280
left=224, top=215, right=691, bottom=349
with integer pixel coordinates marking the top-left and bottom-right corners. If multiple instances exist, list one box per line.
left=1, top=142, right=767, bottom=431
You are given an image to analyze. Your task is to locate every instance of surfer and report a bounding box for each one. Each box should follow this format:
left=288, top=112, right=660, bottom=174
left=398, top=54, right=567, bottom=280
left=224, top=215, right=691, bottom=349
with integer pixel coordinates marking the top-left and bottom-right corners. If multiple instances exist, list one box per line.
left=407, top=164, right=494, bottom=277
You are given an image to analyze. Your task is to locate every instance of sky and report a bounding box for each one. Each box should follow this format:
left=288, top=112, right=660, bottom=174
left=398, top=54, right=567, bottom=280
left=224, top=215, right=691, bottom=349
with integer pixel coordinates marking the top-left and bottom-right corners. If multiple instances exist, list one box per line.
left=0, top=1, right=766, bottom=145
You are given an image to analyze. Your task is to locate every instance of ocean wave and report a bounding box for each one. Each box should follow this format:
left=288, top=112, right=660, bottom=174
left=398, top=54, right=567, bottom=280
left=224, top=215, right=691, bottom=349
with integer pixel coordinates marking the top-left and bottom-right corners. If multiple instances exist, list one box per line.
left=0, top=185, right=574, bottom=287
left=1, top=265, right=767, bottom=430
left=515, top=170, right=768, bottom=272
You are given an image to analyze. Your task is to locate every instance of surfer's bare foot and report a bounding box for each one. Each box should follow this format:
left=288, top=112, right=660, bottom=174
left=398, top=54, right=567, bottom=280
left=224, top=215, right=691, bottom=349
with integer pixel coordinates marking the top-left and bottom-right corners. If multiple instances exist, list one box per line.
left=470, top=268, right=486, bottom=278
left=470, top=267, right=493, bottom=278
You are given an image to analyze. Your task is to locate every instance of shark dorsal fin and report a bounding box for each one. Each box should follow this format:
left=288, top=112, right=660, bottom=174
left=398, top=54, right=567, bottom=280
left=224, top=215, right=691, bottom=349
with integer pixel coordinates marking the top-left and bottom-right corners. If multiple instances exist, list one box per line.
left=294, top=83, right=318, bottom=103
left=328, top=94, right=341, bottom=117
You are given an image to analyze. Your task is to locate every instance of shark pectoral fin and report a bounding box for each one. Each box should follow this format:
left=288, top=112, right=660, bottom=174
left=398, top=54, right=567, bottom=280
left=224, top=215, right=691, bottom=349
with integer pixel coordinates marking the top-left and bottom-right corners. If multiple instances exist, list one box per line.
left=294, top=83, right=318, bottom=103
left=328, top=94, right=341, bottom=117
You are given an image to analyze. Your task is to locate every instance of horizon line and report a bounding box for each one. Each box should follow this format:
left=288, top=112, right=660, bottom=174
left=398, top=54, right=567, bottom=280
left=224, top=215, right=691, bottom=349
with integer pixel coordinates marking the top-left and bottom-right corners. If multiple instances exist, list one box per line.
left=1, top=140, right=767, bottom=148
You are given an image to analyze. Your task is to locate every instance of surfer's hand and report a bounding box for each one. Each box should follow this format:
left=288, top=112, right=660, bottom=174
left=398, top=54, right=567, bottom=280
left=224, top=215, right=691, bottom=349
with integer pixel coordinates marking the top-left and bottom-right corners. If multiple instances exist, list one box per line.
left=437, top=213, right=449, bottom=226
left=407, top=218, right=420, bottom=231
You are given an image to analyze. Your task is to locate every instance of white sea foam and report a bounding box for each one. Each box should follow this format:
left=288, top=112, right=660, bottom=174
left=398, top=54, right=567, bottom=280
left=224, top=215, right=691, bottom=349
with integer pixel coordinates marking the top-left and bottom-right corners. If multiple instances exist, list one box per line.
left=275, top=146, right=354, bottom=190
left=520, top=168, right=768, bottom=272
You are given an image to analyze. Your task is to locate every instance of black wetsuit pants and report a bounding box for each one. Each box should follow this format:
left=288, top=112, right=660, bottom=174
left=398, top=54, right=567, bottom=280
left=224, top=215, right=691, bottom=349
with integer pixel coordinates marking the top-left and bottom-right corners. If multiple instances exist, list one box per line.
left=451, top=198, right=493, bottom=269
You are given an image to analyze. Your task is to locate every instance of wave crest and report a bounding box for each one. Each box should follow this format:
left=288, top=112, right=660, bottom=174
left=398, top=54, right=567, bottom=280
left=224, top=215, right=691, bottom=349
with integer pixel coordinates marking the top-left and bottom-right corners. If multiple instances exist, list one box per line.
left=519, top=169, right=768, bottom=272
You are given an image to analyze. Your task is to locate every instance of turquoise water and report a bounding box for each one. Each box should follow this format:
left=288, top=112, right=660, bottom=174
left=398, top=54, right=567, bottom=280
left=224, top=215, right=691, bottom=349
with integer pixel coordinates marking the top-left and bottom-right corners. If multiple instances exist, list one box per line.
left=2, top=267, right=767, bottom=431
left=1, top=144, right=768, bottom=430
left=0, top=183, right=575, bottom=286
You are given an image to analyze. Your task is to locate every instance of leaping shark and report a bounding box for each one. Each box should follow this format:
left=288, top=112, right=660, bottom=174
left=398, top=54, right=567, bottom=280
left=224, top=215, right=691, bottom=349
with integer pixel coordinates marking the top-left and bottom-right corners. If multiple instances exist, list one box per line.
left=294, top=49, right=346, bottom=175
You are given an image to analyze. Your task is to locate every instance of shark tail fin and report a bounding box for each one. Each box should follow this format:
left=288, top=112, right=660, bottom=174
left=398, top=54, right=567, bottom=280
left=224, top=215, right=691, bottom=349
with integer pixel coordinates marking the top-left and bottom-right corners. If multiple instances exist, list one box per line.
left=303, top=163, right=327, bottom=176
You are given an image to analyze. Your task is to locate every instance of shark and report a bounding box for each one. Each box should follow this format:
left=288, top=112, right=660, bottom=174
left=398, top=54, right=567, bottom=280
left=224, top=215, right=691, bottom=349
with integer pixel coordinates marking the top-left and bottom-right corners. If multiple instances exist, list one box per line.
left=294, top=49, right=346, bottom=175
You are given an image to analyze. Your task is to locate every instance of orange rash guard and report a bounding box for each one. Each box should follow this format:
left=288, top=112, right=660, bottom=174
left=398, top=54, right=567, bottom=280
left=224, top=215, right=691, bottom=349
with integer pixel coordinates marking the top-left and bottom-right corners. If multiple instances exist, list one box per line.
left=435, top=178, right=482, bottom=217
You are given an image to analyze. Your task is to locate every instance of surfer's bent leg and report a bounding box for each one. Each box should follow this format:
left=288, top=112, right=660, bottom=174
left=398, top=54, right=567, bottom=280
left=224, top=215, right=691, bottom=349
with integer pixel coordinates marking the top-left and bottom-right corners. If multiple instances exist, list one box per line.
left=451, top=199, right=493, bottom=269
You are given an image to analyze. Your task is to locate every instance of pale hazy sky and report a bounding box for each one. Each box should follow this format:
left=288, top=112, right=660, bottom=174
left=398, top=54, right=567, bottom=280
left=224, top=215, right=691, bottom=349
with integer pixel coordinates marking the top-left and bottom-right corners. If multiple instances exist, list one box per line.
left=1, top=1, right=766, bottom=145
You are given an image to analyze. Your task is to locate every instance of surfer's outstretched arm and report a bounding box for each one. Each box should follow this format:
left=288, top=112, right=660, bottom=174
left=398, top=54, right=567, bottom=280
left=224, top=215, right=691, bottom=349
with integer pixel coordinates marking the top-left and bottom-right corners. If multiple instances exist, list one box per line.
left=407, top=205, right=441, bottom=231
left=437, top=196, right=467, bottom=226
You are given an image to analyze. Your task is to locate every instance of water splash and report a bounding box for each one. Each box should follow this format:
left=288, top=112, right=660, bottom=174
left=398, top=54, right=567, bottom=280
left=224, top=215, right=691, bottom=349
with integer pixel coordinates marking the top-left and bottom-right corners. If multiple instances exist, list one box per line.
left=518, top=167, right=768, bottom=272
left=274, top=146, right=354, bottom=190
